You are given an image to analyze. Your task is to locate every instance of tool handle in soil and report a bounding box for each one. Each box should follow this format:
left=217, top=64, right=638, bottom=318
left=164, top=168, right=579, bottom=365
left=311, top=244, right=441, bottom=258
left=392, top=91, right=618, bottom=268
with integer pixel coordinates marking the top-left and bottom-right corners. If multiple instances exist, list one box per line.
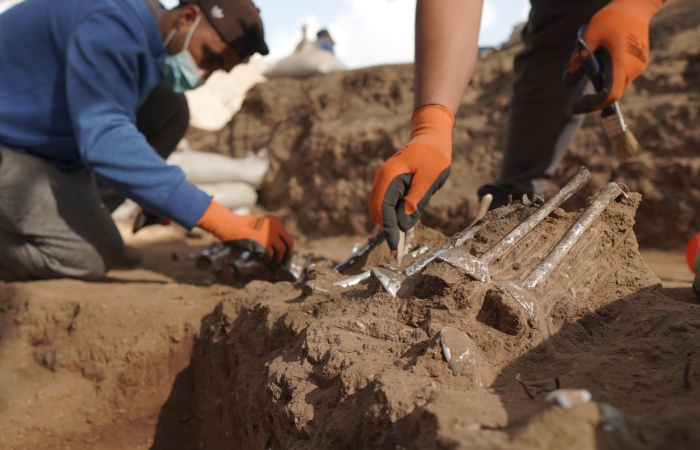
left=480, top=166, right=591, bottom=265
left=522, top=182, right=626, bottom=290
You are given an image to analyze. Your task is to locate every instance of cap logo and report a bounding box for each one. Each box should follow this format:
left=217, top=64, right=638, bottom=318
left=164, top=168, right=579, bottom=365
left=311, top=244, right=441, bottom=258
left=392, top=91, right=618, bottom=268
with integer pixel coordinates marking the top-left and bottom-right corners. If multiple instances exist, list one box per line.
left=211, top=5, right=224, bottom=19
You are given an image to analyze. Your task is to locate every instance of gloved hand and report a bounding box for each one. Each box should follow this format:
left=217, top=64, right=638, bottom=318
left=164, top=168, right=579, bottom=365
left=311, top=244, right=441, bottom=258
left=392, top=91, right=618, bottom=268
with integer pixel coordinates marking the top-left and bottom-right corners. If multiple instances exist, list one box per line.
left=196, top=200, right=294, bottom=265
left=369, top=104, right=454, bottom=250
left=565, top=0, right=664, bottom=113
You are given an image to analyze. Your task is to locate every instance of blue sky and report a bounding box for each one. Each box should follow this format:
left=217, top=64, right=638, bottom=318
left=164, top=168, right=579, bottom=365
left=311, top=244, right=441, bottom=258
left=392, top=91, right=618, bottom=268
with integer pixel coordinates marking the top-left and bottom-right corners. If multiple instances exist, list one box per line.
left=255, top=0, right=531, bottom=68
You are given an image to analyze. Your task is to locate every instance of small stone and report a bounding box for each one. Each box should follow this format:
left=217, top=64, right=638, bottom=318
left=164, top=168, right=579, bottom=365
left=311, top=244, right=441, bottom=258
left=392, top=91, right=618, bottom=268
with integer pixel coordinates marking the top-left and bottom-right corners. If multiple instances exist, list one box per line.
left=545, top=389, right=592, bottom=409
left=440, top=327, right=478, bottom=376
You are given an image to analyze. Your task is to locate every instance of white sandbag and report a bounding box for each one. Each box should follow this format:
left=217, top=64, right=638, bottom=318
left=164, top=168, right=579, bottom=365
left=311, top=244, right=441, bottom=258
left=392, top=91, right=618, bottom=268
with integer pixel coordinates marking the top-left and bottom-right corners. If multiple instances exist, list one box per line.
left=195, top=181, right=258, bottom=211
left=111, top=199, right=140, bottom=221
left=167, top=146, right=269, bottom=187
left=185, top=55, right=269, bottom=131
left=264, top=47, right=345, bottom=79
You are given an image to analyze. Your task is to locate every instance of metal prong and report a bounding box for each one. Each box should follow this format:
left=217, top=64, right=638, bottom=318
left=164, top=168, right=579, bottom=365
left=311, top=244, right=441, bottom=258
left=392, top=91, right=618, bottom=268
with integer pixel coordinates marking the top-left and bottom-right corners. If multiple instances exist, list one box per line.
left=332, top=231, right=383, bottom=273
left=333, top=270, right=371, bottom=287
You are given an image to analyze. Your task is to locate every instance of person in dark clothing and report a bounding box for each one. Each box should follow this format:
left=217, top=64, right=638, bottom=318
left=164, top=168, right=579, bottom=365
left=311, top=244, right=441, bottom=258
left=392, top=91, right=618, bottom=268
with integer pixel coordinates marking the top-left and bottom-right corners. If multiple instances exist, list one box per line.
left=369, top=0, right=665, bottom=250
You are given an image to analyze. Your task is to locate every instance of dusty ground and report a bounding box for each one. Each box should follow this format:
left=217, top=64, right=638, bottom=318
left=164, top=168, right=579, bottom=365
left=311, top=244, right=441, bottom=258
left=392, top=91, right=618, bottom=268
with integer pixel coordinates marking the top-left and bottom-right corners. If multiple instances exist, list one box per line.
left=2, top=3, right=700, bottom=449
left=1, top=200, right=698, bottom=449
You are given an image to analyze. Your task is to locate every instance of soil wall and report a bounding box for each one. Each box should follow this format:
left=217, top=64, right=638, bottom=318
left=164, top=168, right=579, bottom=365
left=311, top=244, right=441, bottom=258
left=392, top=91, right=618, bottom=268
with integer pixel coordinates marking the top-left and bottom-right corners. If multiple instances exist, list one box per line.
left=189, top=7, right=700, bottom=248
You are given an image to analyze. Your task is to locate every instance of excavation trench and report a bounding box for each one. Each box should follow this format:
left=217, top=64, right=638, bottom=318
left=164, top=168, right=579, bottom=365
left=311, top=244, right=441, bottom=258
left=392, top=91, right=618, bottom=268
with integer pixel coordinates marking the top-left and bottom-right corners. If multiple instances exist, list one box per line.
left=2, top=191, right=699, bottom=449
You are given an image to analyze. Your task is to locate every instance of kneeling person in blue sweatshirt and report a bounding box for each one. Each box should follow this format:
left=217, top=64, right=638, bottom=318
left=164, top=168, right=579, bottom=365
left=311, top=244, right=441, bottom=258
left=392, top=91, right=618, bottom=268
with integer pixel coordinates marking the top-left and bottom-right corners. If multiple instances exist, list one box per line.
left=0, top=0, right=293, bottom=280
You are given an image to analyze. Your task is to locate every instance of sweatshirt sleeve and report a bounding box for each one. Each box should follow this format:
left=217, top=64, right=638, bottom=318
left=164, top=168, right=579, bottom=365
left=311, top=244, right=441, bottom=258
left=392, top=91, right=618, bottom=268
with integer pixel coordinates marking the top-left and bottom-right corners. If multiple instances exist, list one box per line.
left=64, top=9, right=211, bottom=229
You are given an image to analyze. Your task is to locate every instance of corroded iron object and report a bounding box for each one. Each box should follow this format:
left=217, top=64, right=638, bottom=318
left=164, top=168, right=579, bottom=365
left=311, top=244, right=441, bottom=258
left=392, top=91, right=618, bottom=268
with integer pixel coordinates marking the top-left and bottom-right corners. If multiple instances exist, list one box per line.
left=332, top=230, right=383, bottom=273
left=494, top=281, right=539, bottom=323
left=499, top=182, right=627, bottom=322
left=333, top=270, right=371, bottom=287
left=371, top=267, right=403, bottom=297
left=436, top=248, right=490, bottom=283
left=522, top=182, right=626, bottom=291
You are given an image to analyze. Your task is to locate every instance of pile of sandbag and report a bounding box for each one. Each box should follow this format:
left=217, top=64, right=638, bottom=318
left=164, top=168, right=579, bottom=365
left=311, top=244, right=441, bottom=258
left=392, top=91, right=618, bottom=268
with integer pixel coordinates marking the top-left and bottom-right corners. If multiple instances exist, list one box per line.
left=166, top=140, right=268, bottom=211
left=264, top=26, right=346, bottom=79
left=112, top=139, right=269, bottom=221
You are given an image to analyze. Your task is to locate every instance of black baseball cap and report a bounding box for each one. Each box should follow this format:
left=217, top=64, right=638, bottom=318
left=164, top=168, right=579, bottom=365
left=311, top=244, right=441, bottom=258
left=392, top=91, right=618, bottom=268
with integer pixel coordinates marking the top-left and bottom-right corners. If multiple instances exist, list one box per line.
left=180, top=0, right=269, bottom=58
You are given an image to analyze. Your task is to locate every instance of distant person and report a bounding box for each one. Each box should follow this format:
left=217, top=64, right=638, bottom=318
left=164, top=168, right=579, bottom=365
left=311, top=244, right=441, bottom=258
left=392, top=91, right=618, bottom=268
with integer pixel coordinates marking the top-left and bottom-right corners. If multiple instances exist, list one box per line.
left=0, top=0, right=293, bottom=281
left=370, top=0, right=665, bottom=250
left=316, top=29, right=335, bottom=54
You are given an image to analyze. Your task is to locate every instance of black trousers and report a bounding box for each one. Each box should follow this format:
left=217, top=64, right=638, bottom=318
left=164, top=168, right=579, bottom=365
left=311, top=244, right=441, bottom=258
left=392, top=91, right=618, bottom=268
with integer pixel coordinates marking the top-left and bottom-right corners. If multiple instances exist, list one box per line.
left=478, top=0, right=611, bottom=208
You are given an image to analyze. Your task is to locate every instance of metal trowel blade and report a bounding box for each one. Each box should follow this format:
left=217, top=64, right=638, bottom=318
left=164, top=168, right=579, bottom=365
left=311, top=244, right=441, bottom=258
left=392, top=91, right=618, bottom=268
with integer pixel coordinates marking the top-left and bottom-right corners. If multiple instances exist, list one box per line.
left=371, top=267, right=404, bottom=297
left=494, top=281, right=539, bottom=323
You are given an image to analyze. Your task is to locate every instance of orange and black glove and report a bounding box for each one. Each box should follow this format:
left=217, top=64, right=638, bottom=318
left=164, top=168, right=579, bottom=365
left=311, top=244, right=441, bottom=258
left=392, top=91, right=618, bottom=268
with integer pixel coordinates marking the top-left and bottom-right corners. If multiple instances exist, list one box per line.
left=565, top=0, right=664, bottom=113
left=196, top=200, right=294, bottom=265
left=369, top=104, right=454, bottom=250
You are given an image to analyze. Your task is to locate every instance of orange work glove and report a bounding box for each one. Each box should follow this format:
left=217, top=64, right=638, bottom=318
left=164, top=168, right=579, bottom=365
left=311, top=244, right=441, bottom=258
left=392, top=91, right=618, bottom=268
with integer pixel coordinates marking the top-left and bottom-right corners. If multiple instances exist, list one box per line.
left=565, top=0, right=664, bottom=113
left=196, top=200, right=294, bottom=265
left=369, top=104, right=454, bottom=250
left=686, top=232, right=700, bottom=274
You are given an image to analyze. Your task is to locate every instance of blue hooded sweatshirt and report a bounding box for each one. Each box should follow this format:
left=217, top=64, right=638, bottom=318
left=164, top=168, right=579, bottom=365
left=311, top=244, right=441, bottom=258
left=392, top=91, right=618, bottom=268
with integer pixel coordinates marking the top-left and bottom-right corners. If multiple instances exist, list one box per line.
left=0, top=0, right=211, bottom=229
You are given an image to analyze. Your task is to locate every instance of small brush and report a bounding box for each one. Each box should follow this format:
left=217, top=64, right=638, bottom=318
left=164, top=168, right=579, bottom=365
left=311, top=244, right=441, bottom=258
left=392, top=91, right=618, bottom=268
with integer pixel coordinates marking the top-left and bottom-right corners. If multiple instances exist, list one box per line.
left=576, top=26, right=640, bottom=161
left=600, top=102, right=640, bottom=160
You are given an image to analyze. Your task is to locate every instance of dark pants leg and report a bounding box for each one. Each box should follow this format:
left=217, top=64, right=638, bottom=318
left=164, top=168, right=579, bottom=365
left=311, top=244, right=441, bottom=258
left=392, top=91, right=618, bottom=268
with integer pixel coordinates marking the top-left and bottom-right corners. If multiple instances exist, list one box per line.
left=101, top=82, right=190, bottom=211
left=478, top=0, right=610, bottom=208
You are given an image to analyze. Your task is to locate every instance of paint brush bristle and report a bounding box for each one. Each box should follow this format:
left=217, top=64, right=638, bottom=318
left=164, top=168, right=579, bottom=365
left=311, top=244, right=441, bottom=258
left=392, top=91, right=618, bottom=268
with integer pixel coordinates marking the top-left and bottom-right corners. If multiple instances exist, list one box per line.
left=601, top=102, right=640, bottom=161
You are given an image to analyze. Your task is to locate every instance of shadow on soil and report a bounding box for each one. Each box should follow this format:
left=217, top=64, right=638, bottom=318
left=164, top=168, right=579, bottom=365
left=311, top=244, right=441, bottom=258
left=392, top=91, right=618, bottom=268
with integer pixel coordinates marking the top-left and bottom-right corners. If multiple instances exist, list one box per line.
left=151, top=283, right=700, bottom=449
left=486, top=284, right=700, bottom=450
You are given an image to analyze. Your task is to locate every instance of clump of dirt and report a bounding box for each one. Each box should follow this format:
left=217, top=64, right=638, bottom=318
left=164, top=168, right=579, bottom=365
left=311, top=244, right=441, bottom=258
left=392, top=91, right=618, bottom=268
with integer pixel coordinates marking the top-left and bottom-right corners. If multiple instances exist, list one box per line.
left=187, top=187, right=700, bottom=449
left=188, top=5, right=700, bottom=248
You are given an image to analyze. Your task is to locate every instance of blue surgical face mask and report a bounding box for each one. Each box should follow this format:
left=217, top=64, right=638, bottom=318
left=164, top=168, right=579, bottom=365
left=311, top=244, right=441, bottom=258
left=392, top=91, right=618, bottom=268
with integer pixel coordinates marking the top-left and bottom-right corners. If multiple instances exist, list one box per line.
left=159, top=14, right=204, bottom=93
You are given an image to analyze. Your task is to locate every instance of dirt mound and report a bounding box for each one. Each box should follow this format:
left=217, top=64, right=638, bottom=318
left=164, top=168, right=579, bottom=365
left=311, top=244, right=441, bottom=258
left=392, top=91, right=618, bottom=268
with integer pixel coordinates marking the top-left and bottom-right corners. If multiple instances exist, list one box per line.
left=186, top=188, right=700, bottom=449
left=188, top=6, right=700, bottom=248
left=0, top=265, right=243, bottom=450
